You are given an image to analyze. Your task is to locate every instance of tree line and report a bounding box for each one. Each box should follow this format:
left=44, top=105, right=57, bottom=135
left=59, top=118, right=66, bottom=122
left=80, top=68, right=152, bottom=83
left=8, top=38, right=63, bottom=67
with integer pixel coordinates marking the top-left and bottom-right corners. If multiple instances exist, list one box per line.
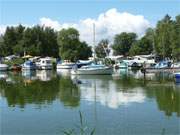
left=0, top=14, right=179, bottom=61
left=96, top=14, right=180, bottom=61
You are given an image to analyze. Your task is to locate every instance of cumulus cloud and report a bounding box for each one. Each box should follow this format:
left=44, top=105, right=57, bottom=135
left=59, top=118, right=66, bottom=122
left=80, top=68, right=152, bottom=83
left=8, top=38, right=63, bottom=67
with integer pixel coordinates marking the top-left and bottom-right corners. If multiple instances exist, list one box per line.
left=39, top=17, right=61, bottom=30
left=39, top=8, right=150, bottom=45
left=0, top=8, right=150, bottom=45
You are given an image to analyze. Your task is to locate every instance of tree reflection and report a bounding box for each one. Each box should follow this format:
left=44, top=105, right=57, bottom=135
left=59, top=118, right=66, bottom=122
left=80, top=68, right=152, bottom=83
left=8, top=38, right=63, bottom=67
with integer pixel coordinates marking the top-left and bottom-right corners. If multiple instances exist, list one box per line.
left=0, top=76, right=59, bottom=108
left=58, top=76, right=80, bottom=107
left=145, top=85, right=180, bottom=117
left=113, top=72, right=180, bottom=117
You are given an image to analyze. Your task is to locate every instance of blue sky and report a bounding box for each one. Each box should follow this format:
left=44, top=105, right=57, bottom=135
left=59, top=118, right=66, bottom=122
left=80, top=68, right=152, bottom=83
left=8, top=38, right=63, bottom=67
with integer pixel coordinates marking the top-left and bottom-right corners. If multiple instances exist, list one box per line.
left=0, top=0, right=180, bottom=44
left=1, top=0, right=180, bottom=25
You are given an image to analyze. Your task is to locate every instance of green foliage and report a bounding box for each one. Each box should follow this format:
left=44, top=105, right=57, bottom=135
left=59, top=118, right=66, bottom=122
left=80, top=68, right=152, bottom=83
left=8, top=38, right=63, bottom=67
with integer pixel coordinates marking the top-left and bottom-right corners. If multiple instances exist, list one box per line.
left=170, top=15, right=180, bottom=61
left=129, top=36, right=153, bottom=56
left=58, top=76, right=80, bottom=107
left=154, top=14, right=174, bottom=59
left=95, top=39, right=110, bottom=58
left=112, top=32, right=137, bottom=56
left=57, top=28, right=92, bottom=62
left=0, top=25, right=59, bottom=57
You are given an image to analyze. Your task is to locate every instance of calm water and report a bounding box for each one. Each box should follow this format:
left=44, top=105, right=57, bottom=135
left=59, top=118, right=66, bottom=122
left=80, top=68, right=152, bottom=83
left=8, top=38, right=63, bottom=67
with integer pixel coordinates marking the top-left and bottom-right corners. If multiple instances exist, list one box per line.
left=0, top=69, right=180, bottom=135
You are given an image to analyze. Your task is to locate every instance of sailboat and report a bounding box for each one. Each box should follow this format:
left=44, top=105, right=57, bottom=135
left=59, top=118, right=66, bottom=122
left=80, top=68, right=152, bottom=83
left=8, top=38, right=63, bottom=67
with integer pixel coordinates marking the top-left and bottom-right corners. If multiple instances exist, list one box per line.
left=71, top=63, right=113, bottom=75
left=71, top=23, right=113, bottom=75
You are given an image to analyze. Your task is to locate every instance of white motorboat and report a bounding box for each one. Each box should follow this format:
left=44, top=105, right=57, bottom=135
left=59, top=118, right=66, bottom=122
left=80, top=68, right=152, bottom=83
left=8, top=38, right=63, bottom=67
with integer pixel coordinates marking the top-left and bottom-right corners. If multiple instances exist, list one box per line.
left=36, top=57, right=53, bottom=70
left=171, top=62, right=180, bottom=68
left=56, top=60, right=75, bottom=69
left=0, top=63, right=8, bottom=71
left=71, top=63, right=113, bottom=75
left=124, top=55, right=155, bottom=67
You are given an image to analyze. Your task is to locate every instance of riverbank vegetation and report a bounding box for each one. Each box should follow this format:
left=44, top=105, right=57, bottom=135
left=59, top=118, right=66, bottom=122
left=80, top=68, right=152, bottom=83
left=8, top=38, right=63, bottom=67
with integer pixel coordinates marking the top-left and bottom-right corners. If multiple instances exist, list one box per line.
left=0, top=14, right=179, bottom=61
left=111, top=15, right=180, bottom=60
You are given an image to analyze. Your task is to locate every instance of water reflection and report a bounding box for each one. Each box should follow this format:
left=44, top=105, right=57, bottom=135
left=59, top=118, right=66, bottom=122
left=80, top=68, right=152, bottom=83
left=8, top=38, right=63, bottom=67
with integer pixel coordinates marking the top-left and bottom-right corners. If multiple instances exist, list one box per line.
left=0, top=70, right=179, bottom=117
left=36, top=70, right=53, bottom=81
left=72, top=75, right=145, bottom=109
left=0, top=71, right=8, bottom=80
left=58, top=75, right=80, bottom=107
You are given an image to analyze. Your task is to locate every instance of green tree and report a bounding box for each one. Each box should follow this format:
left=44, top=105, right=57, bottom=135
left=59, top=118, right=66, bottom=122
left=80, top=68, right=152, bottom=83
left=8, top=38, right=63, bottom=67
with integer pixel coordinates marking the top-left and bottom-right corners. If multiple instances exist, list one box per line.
left=154, top=14, right=174, bottom=59
left=112, top=32, right=137, bottom=56
left=23, top=25, right=59, bottom=57
left=2, top=26, right=17, bottom=55
left=57, top=28, right=92, bottom=61
left=1, top=25, right=59, bottom=57
left=95, top=39, right=110, bottom=58
left=129, top=36, right=153, bottom=56
left=170, top=15, right=180, bottom=61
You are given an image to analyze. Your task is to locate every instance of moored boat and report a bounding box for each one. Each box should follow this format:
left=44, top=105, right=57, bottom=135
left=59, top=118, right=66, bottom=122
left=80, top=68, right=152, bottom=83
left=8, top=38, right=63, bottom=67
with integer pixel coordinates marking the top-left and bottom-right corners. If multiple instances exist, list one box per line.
left=171, top=62, right=180, bottom=68
left=142, top=61, right=180, bottom=73
left=56, top=60, right=75, bottom=69
left=36, top=57, right=53, bottom=70
left=0, top=63, right=8, bottom=71
left=71, top=63, right=113, bottom=75
left=174, top=72, right=180, bottom=83
left=22, top=61, right=36, bottom=70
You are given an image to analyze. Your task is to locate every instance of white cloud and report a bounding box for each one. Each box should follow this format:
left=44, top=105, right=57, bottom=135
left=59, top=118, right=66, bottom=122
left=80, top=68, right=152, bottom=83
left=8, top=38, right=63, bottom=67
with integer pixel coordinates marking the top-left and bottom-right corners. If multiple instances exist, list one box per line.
left=0, top=25, right=6, bottom=35
left=39, top=17, right=61, bottom=30
left=0, top=8, right=151, bottom=45
left=39, top=8, right=150, bottom=45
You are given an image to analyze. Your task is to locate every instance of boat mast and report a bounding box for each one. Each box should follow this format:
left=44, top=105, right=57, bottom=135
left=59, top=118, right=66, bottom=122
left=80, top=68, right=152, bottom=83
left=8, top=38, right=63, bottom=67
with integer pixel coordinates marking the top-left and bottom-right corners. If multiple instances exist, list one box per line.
left=93, top=23, right=96, bottom=59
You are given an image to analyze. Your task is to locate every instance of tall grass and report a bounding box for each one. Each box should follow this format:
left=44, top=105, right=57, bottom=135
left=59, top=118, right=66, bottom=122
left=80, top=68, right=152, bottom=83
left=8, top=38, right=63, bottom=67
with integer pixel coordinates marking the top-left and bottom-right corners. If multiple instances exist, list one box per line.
left=63, top=111, right=95, bottom=135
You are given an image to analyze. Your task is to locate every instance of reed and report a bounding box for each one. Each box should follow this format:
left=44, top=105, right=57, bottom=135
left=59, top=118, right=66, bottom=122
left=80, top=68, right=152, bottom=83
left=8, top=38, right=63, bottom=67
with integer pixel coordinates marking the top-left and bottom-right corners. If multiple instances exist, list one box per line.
left=63, top=111, right=95, bottom=135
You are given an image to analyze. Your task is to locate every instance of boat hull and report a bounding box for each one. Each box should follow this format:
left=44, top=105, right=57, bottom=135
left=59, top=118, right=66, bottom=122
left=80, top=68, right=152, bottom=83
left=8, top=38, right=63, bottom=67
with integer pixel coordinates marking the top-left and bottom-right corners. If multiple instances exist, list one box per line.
left=37, top=66, right=52, bottom=70
left=57, top=64, right=74, bottom=69
left=0, top=64, right=8, bottom=71
left=22, top=66, right=36, bottom=70
left=143, top=68, right=180, bottom=73
left=175, top=73, right=180, bottom=83
left=71, top=67, right=113, bottom=75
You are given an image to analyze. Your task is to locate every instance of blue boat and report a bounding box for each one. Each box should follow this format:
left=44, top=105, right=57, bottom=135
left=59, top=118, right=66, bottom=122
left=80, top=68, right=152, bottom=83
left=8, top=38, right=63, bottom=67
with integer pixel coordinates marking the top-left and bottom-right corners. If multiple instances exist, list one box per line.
left=22, top=61, right=36, bottom=70
left=174, top=72, right=180, bottom=83
left=154, top=61, right=171, bottom=69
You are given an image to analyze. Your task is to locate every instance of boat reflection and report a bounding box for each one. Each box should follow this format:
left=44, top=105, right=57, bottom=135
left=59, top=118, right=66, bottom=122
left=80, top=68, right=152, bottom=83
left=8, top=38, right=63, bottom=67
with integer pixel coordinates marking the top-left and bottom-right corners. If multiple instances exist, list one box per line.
left=36, top=70, right=53, bottom=81
left=57, top=69, right=71, bottom=77
left=0, top=71, right=8, bottom=80
left=22, top=70, right=37, bottom=84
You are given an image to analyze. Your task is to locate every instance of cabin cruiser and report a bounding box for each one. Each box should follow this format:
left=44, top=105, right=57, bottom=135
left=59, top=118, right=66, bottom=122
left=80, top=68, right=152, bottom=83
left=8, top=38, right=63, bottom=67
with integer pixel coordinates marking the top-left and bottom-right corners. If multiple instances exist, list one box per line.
left=71, top=63, right=113, bottom=75
left=124, top=55, right=155, bottom=67
left=56, top=60, right=75, bottom=69
left=22, top=61, right=36, bottom=70
left=0, top=63, right=8, bottom=71
left=36, top=57, right=53, bottom=70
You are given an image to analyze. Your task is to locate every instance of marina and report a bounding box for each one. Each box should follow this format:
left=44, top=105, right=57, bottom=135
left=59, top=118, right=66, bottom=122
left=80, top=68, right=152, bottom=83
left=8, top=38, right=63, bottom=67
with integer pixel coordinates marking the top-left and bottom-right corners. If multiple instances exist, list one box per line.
left=0, top=69, right=179, bottom=135
left=0, top=0, right=179, bottom=134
